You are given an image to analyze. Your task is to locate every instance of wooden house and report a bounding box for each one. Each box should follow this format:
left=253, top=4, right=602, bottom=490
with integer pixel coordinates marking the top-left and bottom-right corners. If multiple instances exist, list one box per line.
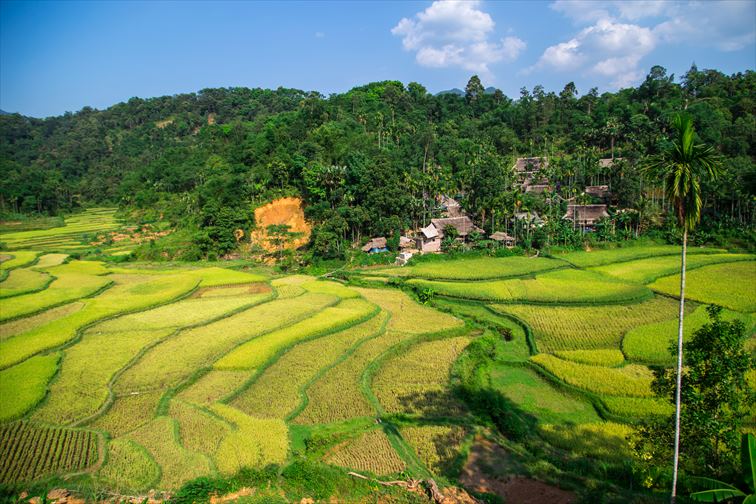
left=599, top=158, right=623, bottom=168
left=415, top=216, right=483, bottom=253
left=513, top=157, right=549, bottom=192
left=417, top=224, right=441, bottom=253
left=490, top=231, right=516, bottom=248
left=439, top=196, right=463, bottom=218
left=361, top=237, right=388, bottom=253
left=399, top=236, right=414, bottom=250
left=585, top=185, right=610, bottom=199
left=563, top=204, right=610, bottom=229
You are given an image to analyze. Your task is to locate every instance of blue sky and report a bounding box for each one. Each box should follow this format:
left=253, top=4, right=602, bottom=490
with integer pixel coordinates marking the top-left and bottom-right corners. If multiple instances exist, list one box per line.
left=1, top=0, right=754, bottom=117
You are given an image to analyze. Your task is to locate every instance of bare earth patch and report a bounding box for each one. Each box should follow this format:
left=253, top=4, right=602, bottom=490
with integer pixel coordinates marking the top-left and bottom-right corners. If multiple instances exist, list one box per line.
left=460, top=438, right=576, bottom=504
left=251, top=197, right=311, bottom=251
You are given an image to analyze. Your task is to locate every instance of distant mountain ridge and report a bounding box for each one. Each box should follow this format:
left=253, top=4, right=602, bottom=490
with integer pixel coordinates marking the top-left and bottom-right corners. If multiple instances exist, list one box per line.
left=435, top=86, right=499, bottom=97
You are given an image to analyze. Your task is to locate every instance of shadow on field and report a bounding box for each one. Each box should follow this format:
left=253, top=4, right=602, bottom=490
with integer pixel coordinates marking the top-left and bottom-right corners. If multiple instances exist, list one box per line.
left=393, top=389, right=468, bottom=418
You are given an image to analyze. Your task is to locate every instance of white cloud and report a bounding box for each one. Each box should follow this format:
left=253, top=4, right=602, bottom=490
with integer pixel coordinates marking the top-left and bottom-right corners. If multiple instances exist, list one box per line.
left=539, top=39, right=583, bottom=70
left=653, top=1, right=755, bottom=51
left=539, top=0, right=754, bottom=89
left=552, top=0, right=670, bottom=22
left=614, top=1, right=668, bottom=21
left=551, top=1, right=755, bottom=50
left=551, top=0, right=610, bottom=23
left=314, top=31, right=325, bottom=38
left=532, top=18, right=655, bottom=88
left=391, top=1, right=526, bottom=78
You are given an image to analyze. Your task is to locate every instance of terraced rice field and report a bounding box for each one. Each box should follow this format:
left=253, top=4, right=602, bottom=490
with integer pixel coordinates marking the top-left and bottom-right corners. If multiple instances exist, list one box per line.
left=530, top=354, right=655, bottom=397
left=407, top=269, right=652, bottom=304
left=538, top=422, right=633, bottom=461
left=400, top=425, right=467, bottom=476
left=0, top=423, right=100, bottom=483
left=648, top=261, right=756, bottom=312
left=491, top=296, right=680, bottom=352
left=323, top=429, right=406, bottom=475
left=0, top=268, right=52, bottom=298
left=372, top=336, right=471, bottom=417
left=556, top=244, right=726, bottom=267
left=623, top=305, right=754, bottom=365
left=0, top=208, right=122, bottom=252
left=590, top=253, right=754, bottom=283
left=1, top=237, right=753, bottom=492
left=293, top=288, right=464, bottom=424
left=489, top=364, right=601, bottom=424
left=232, top=314, right=386, bottom=419
left=366, top=256, right=565, bottom=280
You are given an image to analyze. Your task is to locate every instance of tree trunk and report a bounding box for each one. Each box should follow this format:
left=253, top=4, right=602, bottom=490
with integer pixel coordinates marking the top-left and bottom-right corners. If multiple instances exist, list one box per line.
left=670, top=227, right=688, bottom=504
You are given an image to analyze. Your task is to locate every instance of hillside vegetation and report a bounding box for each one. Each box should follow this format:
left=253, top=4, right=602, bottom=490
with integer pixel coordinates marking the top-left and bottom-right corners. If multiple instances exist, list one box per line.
left=1, top=67, right=754, bottom=260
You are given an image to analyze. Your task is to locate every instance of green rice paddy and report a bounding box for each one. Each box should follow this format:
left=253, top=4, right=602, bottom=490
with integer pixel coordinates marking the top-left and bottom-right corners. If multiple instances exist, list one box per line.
left=0, top=232, right=753, bottom=492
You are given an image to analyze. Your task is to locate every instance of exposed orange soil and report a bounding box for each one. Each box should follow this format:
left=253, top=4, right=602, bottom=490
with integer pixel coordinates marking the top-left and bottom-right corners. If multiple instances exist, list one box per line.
left=251, top=197, right=311, bottom=252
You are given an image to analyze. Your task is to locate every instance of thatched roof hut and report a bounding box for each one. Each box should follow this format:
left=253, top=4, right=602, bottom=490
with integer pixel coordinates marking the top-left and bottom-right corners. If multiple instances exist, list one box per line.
left=440, top=196, right=463, bottom=218
left=563, top=205, right=610, bottom=225
left=513, top=157, right=548, bottom=174
left=585, top=185, right=610, bottom=198
left=525, top=184, right=550, bottom=194
left=490, top=231, right=516, bottom=247
left=420, top=224, right=439, bottom=239
left=362, top=237, right=387, bottom=253
left=430, top=217, right=483, bottom=238
left=599, top=158, right=623, bottom=168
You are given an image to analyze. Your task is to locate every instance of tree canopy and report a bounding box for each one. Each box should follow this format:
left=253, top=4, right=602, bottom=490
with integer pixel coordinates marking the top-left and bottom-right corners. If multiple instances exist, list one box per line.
left=1, top=67, right=754, bottom=258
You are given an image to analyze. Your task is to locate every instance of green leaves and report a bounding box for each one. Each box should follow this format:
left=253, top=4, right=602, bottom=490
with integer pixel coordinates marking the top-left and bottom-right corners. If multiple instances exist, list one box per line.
left=688, top=434, right=756, bottom=502
left=689, top=477, right=746, bottom=502
left=743, top=433, right=756, bottom=493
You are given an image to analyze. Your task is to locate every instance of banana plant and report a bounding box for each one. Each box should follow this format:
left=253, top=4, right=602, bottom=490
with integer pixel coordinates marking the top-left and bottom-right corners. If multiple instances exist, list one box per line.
left=689, top=433, right=755, bottom=503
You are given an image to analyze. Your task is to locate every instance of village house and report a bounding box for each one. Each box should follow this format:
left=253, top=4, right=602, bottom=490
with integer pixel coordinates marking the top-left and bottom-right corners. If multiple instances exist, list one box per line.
left=525, top=184, right=551, bottom=194
left=513, top=157, right=549, bottom=178
left=490, top=231, right=516, bottom=248
left=415, top=216, right=483, bottom=253
left=512, top=157, right=549, bottom=192
left=563, top=204, right=610, bottom=230
left=585, top=185, right=610, bottom=199
left=399, top=236, right=414, bottom=250
left=599, top=157, right=623, bottom=168
left=361, top=236, right=388, bottom=254
left=439, top=195, right=463, bottom=218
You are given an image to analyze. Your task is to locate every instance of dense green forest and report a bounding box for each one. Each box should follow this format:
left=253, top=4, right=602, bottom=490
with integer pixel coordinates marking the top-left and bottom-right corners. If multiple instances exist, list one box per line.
left=1, top=65, right=754, bottom=259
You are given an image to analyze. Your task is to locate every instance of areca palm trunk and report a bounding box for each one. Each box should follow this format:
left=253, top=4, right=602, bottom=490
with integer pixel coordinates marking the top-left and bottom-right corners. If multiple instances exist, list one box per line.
left=671, top=227, right=687, bottom=503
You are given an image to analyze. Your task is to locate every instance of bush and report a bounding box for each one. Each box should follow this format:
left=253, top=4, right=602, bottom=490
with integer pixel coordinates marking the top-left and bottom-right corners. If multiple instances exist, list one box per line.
left=417, top=287, right=435, bottom=304
left=281, top=460, right=337, bottom=500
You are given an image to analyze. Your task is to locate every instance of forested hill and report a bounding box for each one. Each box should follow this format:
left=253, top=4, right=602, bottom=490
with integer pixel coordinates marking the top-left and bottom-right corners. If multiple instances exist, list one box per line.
left=1, top=65, right=754, bottom=258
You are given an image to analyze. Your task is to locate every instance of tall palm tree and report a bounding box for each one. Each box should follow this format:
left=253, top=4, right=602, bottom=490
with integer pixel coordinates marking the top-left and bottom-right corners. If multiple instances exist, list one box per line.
left=644, top=113, right=721, bottom=503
